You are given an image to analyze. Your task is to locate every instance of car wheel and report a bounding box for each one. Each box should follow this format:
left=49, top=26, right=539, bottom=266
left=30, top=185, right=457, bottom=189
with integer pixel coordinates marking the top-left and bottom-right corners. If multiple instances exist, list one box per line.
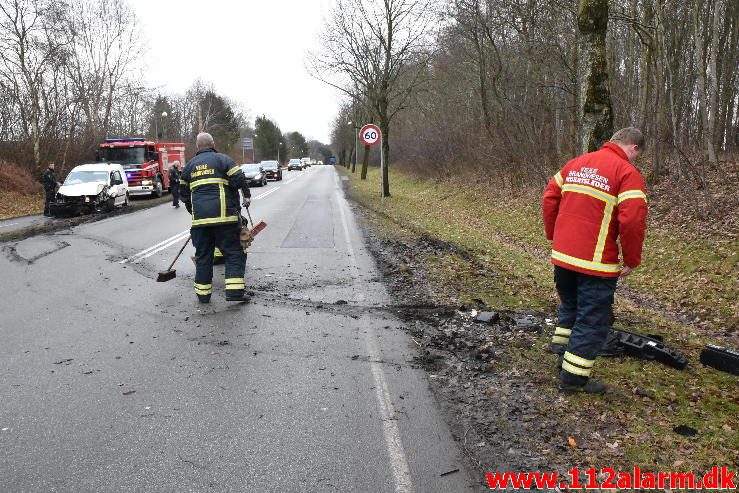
left=152, top=178, right=163, bottom=198
left=105, top=197, right=115, bottom=212
left=123, top=193, right=130, bottom=208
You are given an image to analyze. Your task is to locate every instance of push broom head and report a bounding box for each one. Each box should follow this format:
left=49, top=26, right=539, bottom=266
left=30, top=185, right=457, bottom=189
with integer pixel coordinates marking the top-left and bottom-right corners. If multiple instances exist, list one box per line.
left=156, top=269, right=176, bottom=282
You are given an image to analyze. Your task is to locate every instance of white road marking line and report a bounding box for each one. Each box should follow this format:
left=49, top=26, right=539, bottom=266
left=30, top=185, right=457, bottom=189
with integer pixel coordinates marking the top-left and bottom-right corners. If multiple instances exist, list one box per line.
left=252, top=187, right=280, bottom=200
left=0, top=222, right=19, bottom=228
left=335, top=172, right=413, bottom=493
left=119, top=230, right=189, bottom=264
left=131, top=231, right=190, bottom=263
left=119, top=179, right=287, bottom=265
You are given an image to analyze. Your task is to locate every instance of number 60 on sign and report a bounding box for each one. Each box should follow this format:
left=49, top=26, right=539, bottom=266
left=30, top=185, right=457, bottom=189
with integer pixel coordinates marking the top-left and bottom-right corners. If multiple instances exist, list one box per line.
left=360, top=124, right=381, bottom=146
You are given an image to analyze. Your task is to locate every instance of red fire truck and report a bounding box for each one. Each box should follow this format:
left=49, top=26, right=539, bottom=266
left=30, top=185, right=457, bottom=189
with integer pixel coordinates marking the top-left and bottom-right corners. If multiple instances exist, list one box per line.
left=96, top=138, right=186, bottom=197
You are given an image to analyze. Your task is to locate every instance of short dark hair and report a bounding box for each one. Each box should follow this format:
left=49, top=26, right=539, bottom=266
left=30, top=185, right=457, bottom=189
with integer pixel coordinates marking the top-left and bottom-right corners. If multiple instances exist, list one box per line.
left=610, top=127, right=645, bottom=149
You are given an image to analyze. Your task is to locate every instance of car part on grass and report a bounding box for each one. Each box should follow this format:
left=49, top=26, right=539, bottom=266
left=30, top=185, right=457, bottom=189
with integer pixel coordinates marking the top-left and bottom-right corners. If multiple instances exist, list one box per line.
left=699, top=344, right=739, bottom=375
left=474, top=311, right=500, bottom=324
left=612, top=329, right=688, bottom=370
left=156, top=235, right=191, bottom=282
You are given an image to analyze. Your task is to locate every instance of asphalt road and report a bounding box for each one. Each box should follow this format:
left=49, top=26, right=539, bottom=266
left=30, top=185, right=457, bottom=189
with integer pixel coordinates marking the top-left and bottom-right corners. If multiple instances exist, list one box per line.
left=0, top=166, right=482, bottom=492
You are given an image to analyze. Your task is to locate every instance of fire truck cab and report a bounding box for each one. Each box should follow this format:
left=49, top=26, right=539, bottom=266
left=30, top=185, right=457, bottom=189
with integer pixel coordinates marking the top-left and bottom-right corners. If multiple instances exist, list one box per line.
left=97, top=138, right=185, bottom=197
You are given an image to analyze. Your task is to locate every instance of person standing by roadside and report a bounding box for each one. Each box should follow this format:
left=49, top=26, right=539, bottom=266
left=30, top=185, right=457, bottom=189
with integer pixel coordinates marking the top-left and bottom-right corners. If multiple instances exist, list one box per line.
left=41, top=162, right=60, bottom=216
left=542, top=127, right=648, bottom=394
left=169, top=160, right=182, bottom=208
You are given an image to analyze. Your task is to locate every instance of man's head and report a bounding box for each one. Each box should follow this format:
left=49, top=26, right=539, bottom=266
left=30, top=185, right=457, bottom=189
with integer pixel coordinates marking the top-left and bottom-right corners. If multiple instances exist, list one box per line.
left=609, top=127, right=644, bottom=164
left=48, top=162, right=55, bottom=170
left=196, top=132, right=215, bottom=150
left=173, top=160, right=180, bottom=169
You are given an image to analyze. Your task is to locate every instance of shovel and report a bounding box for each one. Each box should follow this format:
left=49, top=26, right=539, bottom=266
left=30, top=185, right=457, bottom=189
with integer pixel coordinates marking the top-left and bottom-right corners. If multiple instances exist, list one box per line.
left=156, top=235, right=191, bottom=282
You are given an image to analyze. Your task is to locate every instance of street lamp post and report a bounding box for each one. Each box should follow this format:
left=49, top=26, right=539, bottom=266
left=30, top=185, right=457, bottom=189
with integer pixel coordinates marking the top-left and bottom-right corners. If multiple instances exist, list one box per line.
left=277, top=142, right=283, bottom=164
left=253, top=134, right=257, bottom=163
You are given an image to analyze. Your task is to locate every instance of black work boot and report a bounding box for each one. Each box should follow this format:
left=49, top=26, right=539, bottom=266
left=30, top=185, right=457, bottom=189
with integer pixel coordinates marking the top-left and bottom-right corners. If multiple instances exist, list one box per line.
left=225, top=291, right=249, bottom=302
left=197, top=294, right=211, bottom=304
left=558, top=379, right=606, bottom=394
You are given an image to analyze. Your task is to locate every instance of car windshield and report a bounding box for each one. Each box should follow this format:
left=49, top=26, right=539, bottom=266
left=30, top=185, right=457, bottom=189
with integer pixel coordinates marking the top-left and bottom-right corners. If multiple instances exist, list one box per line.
left=262, top=162, right=278, bottom=169
left=99, top=146, right=146, bottom=165
left=64, top=171, right=109, bottom=185
left=242, top=165, right=261, bottom=173
left=289, top=159, right=301, bottom=164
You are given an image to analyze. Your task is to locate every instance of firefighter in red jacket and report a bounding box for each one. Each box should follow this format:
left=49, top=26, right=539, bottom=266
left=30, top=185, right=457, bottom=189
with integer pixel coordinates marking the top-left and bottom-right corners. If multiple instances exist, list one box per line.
left=542, top=127, right=648, bottom=394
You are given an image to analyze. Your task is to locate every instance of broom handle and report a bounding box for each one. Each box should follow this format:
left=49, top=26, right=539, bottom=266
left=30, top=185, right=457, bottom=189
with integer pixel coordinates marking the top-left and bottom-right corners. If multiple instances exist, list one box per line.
left=165, top=235, right=190, bottom=271
left=245, top=207, right=255, bottom=228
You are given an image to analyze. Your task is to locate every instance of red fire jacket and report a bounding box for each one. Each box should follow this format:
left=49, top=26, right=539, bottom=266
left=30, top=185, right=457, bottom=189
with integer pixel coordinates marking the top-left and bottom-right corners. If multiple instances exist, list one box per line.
left=542, top=142, right=648, bottom=277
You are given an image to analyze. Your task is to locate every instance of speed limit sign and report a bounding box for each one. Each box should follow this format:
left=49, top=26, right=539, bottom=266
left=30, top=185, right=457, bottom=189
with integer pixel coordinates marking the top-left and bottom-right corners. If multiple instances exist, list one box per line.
left=359, top=124, right=381, bottom=146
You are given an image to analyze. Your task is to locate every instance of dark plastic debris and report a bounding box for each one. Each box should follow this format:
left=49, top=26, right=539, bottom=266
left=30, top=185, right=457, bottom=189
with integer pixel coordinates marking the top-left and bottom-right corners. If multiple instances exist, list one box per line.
left=475, top=311, right=500, bottom=324
left=673, top=425, right=698, bottom=437
left=699, top=344, right=739, bottom=375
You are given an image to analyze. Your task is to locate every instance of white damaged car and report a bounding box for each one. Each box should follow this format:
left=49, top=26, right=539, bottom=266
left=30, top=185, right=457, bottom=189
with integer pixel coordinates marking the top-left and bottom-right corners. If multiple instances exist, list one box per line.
left=51, top=163, right=129, bottom=216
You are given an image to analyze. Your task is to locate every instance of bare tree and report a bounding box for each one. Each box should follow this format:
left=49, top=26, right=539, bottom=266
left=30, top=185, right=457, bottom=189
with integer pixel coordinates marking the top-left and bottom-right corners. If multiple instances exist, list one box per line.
left=0, top=0, right=69, bottom=170
left=312, top=0, right=437, bottom=196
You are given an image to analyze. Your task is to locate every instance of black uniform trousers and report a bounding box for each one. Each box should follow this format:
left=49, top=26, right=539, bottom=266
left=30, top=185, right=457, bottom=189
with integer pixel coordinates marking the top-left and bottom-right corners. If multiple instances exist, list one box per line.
left=44, top=188, right=55, bottom=215
left=191, top=223, right=246, bottom=302
left=553, top=266, right=618, bottom=386
left=171, top=182, right=180, bottom=206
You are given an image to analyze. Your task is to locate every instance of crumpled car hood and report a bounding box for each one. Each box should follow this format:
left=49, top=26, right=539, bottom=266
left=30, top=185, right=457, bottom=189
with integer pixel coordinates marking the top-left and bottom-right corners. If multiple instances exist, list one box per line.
left=59, top=182, right=105, bottom=197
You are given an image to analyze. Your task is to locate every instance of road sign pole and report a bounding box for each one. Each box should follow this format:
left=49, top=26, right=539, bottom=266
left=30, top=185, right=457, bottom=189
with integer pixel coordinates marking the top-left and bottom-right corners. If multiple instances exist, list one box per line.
left=380, top=131, right=384, bottom=205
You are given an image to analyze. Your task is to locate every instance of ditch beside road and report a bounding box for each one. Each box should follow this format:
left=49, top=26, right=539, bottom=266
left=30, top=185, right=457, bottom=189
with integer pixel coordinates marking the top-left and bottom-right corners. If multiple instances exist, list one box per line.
left=339, top=165, right=738, bottom=474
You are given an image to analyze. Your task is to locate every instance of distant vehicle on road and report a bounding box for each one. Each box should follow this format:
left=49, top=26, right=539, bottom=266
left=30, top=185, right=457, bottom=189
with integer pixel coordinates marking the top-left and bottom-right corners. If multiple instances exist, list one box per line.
left=326, top=156, right=337, bottom=165
left=240, top=163, right=268, bottom=187
left=97, top=138, right=184, bottom=198
left=51, top=163, right=129, bottom=216
left=318, top=160, right=324, bottom=165
left=301, top=157, right=311, bottom=168
left=260, top=160, right=283, bottom=181
left=287, top=159, right=303, bottom=171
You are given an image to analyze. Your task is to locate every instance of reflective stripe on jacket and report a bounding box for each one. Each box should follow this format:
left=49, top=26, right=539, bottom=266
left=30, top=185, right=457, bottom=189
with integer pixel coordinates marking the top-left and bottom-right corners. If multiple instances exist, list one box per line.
left=542, top=142, right=648, bottom=277
left=180, top=148, right=248, bottom=228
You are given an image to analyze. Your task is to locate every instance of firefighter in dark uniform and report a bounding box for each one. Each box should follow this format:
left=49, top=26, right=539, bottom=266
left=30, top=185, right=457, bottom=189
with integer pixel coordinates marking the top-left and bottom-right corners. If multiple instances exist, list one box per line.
left=180, top=132, right=251, bottom=303
left=169, top=160, right=181, bottom=208
left=41, top=162, right=60, bottom=216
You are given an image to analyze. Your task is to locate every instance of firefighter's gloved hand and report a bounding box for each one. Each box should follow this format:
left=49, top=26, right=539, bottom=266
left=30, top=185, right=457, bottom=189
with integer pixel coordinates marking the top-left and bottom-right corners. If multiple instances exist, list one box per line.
left=242, top=197, right=251, bottom=208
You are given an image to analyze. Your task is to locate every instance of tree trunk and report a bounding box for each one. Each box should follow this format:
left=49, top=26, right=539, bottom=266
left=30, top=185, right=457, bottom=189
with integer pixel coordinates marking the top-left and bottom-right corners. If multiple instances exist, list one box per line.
left=707, top=0, right=721, bottom=160
left=577, top=0, right=613, bottom=154
left=694, top=0, right=717, bottom=162
left=360, top=144, right=370, bottom=180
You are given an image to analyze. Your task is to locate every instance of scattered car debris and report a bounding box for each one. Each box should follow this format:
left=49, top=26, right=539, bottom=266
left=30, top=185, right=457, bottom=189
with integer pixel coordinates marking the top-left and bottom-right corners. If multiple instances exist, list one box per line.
left=673, top=425, right=698, bottom=437
left=122, top=390, right=136, bottom=396
left=699, top=344, right=738, bottom=375
left=439, top=468, right=459, bottom=477
left=512, top=314, right=541, bottom=332
left=53, top=358, right=73, bottom=365
left=474, top=311, right=499, bottom=324
left=612, top=329, right=688, bottom=369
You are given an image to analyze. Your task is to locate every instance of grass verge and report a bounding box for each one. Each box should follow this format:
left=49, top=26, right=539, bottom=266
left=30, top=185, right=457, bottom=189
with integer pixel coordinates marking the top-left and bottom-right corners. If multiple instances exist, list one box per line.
left=341, top=166, right=738, bottom=472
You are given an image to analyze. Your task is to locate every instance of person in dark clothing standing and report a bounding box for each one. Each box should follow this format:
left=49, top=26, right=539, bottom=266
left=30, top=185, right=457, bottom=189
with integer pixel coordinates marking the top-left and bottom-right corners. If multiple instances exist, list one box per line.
left=180, top=132, right=251, bottom=303
left=169, top=160, right=182, bottom=207
left=41, top=162, right=60, bottom=216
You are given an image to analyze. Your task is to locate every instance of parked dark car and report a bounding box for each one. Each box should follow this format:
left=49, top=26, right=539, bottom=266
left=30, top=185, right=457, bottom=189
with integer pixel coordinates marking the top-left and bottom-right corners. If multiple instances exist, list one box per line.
left=260, top=160, right=282, bottom=181
left=240, top=164, right=268, bottom=187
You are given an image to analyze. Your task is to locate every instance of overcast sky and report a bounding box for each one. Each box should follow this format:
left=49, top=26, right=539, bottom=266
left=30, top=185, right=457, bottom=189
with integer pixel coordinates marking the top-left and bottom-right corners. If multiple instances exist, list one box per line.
left=127, top=0, right=340, bottom=143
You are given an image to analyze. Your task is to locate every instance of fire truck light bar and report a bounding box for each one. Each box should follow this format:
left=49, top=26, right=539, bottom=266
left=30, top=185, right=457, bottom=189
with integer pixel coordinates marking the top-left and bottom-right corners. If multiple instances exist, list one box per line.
left=105, top=138, right=145, bottom=143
